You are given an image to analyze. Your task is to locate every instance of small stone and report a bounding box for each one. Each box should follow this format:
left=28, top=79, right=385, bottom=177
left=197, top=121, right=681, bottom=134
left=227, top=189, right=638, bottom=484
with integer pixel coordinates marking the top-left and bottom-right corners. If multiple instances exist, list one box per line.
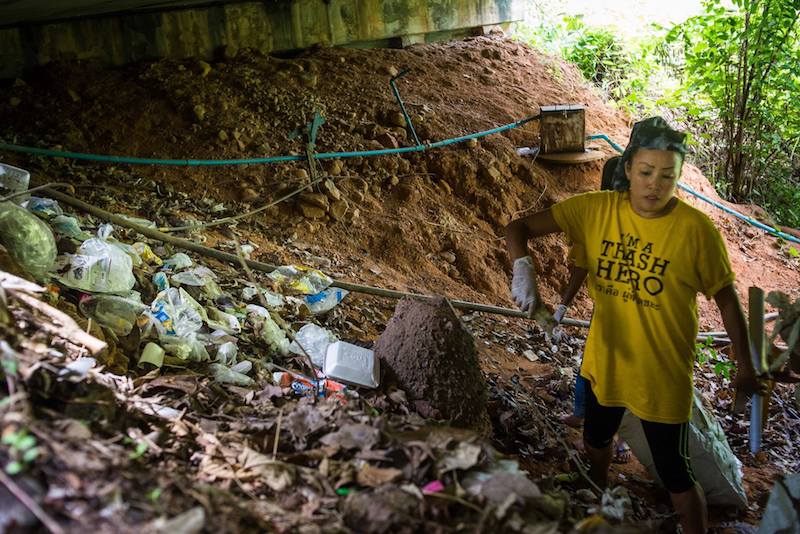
left=218, top=130, right=229, bottom=142
left=299, top=192, right=329, bottom=210
left=397, top=184, right=419, bottom=203
left=326, top=159, right=344, bottom=176
left=299, top=72, right=318, bottom=88
left=238, top=187, right=260, bottom=203
left=292, top=168, right=310, bottom=181
left=480, top=165, right=503, bottom=185
left=329, top=199, right=349, bottom=221
left=523, top=349, right=538, bottom=362
left=375, top=132, right=399, bottom=149
left=351, top=178, right=369, bottom=193
left=440, top=251, right=456, bottom=263
left=299, top=203, right=326, bottom=219
left=323, top=179, right=342, bottom=200
left=193, top=104, right=206, bottom=121
left=389, top=175, right=400, bottom=187
left=466, top=138, right=478, bottom=148
left=386, top=112, right=407, bottom=128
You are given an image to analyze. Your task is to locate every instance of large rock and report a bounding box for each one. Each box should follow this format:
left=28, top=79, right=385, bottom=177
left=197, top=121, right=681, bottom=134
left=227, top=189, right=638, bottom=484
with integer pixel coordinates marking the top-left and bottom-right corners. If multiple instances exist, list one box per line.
left=374, top=297, right=489, bottom=432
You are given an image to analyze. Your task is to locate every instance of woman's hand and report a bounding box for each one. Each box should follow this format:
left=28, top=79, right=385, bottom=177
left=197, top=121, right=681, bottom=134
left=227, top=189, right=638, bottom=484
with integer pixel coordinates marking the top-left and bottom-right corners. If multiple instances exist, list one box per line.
left=512, top=256, right=539, bottom=317
left=733, top=366, right=769, bottom=397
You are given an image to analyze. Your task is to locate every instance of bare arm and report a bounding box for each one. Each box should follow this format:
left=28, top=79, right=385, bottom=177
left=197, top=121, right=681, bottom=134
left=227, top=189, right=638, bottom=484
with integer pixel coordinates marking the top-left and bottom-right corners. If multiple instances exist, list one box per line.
left=562, top=266, right=589, bottom=306
left=713, top=284, right=761, bottom=395
left=504, top=208, right=563, bottom=261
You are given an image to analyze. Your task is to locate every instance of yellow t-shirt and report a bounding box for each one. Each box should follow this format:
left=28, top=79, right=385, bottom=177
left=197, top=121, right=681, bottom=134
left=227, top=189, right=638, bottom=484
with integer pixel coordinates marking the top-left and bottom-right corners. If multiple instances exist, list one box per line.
left=568, top=244, right=588, bottom=269
left=551, top=191, right=735, bottom=423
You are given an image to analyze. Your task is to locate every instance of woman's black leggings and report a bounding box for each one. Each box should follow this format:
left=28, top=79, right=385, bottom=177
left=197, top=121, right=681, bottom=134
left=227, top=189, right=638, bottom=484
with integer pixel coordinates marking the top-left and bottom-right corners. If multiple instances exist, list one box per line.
left=582, top=382, right=696, bottom=494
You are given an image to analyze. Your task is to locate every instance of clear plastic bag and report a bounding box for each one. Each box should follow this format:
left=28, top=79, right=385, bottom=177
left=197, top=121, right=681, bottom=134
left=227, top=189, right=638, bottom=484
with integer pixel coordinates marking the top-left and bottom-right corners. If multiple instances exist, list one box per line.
left=62, top=224, right=135, bottom=293
left=0, top=201, right=57, bottom=279
left=289, top=323, right=338, bottom=367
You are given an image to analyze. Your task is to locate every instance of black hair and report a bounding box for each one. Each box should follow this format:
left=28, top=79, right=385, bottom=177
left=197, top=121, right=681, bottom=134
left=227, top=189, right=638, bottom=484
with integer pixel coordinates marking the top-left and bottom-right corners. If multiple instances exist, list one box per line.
left=611, top=117, right=688, bottom=191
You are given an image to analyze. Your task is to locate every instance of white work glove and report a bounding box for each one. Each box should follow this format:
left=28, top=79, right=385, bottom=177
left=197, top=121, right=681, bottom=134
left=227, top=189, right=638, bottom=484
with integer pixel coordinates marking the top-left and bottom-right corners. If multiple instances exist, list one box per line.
left=553, top=304, right=568, bottom=324
left=511, top=256, right=539, bottom=316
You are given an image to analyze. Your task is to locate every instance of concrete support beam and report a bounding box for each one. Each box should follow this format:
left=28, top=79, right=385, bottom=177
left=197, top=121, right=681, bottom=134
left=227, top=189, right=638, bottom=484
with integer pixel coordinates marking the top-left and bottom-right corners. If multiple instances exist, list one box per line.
left=0, top=0, right=524, bottom=79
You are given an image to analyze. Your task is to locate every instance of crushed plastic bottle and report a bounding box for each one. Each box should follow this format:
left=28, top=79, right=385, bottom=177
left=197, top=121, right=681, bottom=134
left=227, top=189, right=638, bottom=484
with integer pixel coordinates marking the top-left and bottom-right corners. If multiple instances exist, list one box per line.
left=117, top=214, right=157, bottom=229
left=62, top=224, right=136, bottom=293
left=162, top=252, right=193, bottom=271
left=79, top=294, right=147, bottom=336
left=304, top=287, right=349, bottom=314
left=207, top=308, right=241, bottom=335
left=0, top=163, right=30, bottom=199
left=171, top=266, right=223, bottom=298
left=210, top=362, right=253, bottom=386
left=0, top=201, right=57, bottom=279
left=153, top=271, right=170, bottom=292
left=289, top=323, right=338, bottom=367
left=216, top=341, right=238, bottom=364
left=22, top=197, right=63, bottom=218
left=50, top=215, right=90, bottom=240
left=242, top=285, right=285, bottom=308
left=246, top=304, right=290, bottom=355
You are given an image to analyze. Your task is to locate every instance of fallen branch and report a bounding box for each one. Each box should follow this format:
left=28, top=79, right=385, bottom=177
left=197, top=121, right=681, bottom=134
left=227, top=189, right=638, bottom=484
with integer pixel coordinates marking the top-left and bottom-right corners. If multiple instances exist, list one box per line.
left=9, top=291, right=107, bottom=356
left=0, top=469, right=65, bottom=534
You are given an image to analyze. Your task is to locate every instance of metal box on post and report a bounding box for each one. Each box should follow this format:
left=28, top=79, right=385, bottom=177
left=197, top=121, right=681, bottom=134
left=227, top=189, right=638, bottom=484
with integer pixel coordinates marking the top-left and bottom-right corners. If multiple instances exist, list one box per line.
left=539, top=105, right=585, bottom=154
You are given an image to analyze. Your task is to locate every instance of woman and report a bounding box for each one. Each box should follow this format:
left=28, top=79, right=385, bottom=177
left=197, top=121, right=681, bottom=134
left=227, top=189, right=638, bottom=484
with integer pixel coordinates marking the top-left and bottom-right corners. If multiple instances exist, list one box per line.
left=505, top=117, right=763, bottom=534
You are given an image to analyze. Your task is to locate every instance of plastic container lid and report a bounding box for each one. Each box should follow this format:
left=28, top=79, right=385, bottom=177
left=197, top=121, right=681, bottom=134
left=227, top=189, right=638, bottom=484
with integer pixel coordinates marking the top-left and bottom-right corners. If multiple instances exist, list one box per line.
left=323, top=341, right=379, bottom=389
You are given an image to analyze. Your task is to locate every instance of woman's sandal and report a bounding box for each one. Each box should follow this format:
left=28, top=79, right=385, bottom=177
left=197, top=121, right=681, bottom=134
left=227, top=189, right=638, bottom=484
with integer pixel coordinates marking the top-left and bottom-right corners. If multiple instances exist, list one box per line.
left=612, top=440, right=631, bottom=464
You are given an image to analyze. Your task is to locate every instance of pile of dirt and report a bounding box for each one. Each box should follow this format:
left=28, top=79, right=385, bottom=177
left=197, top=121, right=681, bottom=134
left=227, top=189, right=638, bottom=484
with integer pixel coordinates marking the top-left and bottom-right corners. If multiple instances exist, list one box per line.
left=374, top=297, right=489, bottom=432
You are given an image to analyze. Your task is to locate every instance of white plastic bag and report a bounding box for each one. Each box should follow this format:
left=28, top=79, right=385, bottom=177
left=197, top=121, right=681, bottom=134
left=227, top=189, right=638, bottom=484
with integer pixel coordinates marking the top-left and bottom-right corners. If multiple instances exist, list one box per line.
left=618, top=389, right=747, bottom=508
left=62, top=224, right=135, bottom=293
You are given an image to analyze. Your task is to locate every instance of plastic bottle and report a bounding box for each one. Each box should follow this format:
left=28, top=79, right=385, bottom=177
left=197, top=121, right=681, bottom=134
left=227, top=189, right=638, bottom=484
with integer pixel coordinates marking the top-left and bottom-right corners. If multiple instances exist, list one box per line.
left=79, top=294, right=147, bottom=336
left=0, top=201, right=57, bottom=279
left=0, top=163, right=30, bottom=199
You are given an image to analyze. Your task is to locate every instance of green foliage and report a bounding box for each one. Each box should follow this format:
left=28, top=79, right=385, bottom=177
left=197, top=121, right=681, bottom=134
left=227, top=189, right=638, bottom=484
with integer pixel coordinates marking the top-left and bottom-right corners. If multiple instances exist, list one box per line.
left=666, top=0, right=800, bottom=225
left=516, top=0, right=800, bottom=229
left=1, top=428, right=40, bottom=474
left=695, top=337, right=736, bottom=379
left=515, top=12, right=678, bottom=117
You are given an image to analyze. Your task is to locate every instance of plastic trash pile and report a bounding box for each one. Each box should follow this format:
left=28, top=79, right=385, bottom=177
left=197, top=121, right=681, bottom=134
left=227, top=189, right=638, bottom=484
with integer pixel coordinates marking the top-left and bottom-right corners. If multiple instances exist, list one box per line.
left=0, top=163, right=373, bottom=397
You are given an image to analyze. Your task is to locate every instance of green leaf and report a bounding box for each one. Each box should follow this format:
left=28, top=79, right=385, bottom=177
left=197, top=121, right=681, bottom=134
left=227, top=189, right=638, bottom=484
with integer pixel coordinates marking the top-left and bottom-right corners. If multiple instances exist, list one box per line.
left=5, top=461, right=22, bottom=475
left=129, top=441, right=148, bottom=460
left=22, top=447, right=39, bottom=463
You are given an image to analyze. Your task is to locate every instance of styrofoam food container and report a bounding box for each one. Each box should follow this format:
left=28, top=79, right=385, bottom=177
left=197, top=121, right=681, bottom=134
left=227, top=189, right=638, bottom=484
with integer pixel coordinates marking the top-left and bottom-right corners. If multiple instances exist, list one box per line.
left=323, top=341, right=379, bottom=388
